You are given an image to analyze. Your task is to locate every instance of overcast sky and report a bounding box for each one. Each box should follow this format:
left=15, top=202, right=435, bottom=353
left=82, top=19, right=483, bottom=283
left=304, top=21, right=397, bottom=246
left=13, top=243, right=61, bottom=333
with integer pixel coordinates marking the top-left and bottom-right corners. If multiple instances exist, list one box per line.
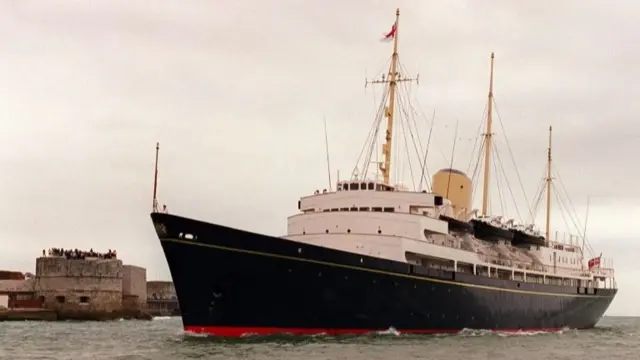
left=0, top=1, right=638, bottom=316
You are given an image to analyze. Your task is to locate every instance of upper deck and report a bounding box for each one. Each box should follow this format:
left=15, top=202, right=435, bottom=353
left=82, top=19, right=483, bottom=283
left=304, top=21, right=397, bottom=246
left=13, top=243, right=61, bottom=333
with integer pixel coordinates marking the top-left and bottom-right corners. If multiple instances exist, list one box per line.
left=298, top=179, right=454, bottom=217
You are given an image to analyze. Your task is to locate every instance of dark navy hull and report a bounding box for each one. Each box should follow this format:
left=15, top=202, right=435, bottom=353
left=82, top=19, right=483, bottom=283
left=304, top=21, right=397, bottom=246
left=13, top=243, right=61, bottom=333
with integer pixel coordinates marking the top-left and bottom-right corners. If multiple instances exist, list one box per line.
left=512, top=230, right=546, bottom=247
left=471, top=219, right=514, bottom=242
left=151, top=212, right=616, bottom=337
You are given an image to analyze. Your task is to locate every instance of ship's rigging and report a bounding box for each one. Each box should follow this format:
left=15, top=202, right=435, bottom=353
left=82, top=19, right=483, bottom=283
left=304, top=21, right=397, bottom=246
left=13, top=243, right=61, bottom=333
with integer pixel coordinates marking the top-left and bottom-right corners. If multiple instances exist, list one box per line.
left=351, top=9, right=438, bottom=191
left=464, top=55, right=598, bottom=259
left=345, top=9, right=599, bottom=262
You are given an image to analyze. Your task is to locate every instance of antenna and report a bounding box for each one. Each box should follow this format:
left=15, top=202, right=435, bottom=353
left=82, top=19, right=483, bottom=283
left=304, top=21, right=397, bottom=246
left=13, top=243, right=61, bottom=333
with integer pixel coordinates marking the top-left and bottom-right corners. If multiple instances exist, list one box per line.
left=545, top=125, right=553, bottom=246
left=480, top=52, right=495, bottom=216
left=445, top=119, right=460, bottom=198
left=323, top=117, right=333, bottom=191
left=152, top=142, right=160, bottom=213
left=364, top=8, right=418, bottom=185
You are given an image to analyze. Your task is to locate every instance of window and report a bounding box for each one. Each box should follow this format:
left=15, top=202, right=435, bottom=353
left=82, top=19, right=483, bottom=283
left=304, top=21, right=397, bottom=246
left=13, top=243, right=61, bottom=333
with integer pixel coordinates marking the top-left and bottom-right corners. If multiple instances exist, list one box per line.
left=350, top=207, right=358, bottom=211
left=383, top=207, right=395, bottom=212
left=80, top=296, right=90, bottom=303
left=349, top=183, right=358, bottom=190
left=55, top=296, right=65, bottom=303
left=359, top=207, right=369, bottom=211
left=367, top=183, right=374, bottom=190
left=340, top=207, right=349, bottom=211
left=360, top=182, right=367, bottom=190
left=372, top=207, right=383, bottom=212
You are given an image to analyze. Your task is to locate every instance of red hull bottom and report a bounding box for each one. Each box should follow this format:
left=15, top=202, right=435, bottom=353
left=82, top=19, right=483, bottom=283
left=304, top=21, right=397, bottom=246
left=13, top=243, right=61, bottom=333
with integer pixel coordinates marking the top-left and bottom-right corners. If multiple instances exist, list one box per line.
left=184, top=326, right=564, bottom=337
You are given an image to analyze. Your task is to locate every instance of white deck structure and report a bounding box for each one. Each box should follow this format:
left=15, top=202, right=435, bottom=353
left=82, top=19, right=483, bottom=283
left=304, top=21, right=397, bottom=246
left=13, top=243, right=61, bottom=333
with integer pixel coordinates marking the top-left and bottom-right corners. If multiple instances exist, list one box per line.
left=283, top=180, right=616, bottom=290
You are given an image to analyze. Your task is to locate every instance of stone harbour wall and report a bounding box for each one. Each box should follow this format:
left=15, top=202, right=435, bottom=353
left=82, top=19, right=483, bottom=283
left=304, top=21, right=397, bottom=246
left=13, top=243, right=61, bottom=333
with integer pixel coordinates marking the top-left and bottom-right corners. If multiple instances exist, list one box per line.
left=34, top=257, right=123, bottom=319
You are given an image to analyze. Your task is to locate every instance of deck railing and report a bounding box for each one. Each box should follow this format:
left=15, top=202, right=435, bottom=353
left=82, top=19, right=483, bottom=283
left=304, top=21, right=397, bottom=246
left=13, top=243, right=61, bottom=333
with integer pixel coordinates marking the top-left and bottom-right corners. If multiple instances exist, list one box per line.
left=420, top=234, right=614, bottom=279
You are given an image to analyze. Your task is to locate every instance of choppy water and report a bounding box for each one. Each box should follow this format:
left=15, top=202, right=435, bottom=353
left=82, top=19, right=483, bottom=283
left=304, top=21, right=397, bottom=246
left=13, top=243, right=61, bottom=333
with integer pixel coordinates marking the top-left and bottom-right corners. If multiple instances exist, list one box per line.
left=1, top=316, right=638, bottom=359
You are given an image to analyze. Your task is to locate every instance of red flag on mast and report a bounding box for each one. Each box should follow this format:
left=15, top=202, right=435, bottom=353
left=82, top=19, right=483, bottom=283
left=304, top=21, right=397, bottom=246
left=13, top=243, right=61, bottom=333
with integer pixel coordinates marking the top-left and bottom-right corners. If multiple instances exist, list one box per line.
left=380, top=22, right=397, bottom=42
left=587, top=253, right=602, bottom=270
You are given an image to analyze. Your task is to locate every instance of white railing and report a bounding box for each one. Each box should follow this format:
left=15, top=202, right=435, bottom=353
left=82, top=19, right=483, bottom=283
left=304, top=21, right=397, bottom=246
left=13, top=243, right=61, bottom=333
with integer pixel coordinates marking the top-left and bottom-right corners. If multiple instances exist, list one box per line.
left=420, top=234, right=615, bottom=279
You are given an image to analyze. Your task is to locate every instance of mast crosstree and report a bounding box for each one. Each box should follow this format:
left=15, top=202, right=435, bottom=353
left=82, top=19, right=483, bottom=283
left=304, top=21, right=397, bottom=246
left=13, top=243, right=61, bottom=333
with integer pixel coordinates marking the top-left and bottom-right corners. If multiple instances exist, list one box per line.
left=364, top=8, right=419, bottom=186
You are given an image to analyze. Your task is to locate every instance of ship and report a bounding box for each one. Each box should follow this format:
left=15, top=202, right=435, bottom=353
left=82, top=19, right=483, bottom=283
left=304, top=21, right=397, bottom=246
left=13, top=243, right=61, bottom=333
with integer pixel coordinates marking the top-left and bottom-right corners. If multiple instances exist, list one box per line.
left=150, top=8, right=617, bottom=337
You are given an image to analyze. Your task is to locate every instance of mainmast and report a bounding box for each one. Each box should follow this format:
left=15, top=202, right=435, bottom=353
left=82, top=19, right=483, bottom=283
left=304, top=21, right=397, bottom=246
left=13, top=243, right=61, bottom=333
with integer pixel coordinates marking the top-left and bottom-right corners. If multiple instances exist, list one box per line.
left=365, top=8, right=417, bottom=185
left=545, top=126, right=553, bottom=245
left=152, top=142, right=160, bottom=213
left=480, top=52, right=495, bottom=216
left=378, top=8, right=401, bottom=185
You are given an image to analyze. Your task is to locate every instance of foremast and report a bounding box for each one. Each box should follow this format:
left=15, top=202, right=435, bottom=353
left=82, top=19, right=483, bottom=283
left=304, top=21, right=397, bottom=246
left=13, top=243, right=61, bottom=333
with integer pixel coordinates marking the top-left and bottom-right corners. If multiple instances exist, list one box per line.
left=480, top=53, right=495, bottom=216
left=152, top=142, right=160, bottom=213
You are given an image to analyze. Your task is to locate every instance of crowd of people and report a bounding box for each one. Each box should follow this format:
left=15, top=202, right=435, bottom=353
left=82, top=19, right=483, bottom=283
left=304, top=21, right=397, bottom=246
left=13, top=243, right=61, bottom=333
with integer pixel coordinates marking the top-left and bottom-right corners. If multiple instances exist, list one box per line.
left=44, top=248, right=118, bottom=260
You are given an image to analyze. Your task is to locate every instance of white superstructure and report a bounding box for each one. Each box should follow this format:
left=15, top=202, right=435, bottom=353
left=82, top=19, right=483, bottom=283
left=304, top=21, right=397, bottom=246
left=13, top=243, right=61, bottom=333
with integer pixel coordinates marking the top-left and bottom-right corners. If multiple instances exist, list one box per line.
left=283, top=179, right=616, bottom=290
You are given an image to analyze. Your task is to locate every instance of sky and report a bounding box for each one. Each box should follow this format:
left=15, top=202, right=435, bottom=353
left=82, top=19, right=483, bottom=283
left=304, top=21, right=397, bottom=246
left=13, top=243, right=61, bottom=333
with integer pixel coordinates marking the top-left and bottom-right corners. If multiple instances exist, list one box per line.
left=0, top=1, right=639, bottom=316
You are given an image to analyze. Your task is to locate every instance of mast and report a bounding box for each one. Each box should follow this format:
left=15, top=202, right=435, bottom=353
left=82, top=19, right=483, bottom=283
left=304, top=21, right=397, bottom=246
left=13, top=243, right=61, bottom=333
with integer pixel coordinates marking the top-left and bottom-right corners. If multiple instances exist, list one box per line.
left=364, top=8, right=417, bottom=185
left=480, top=52, right=495, bottom=216
left=379, top=8, right=401, bottom=185
left=545, top=126, right=553, bottom=245
left=152, top=142, right=159, bottom=213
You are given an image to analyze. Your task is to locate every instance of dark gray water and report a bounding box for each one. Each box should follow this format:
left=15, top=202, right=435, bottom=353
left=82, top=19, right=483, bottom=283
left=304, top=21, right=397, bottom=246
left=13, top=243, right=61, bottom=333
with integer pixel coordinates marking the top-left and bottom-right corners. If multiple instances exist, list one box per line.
left=1, top=316, right=638, bottom=359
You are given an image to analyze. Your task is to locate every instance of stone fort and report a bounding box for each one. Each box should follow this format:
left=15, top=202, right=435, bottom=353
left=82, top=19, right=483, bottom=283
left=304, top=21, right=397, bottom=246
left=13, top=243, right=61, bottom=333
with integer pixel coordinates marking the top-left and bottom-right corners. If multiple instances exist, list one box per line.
left=1, top=256, right=149, bottom=319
